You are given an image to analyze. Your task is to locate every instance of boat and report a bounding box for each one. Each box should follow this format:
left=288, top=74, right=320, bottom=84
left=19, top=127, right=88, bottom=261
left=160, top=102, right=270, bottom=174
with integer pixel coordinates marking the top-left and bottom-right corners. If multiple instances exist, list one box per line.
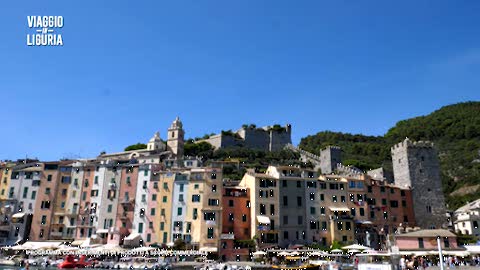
left=58, top=254, right=92, bottom=269
left=272, top=256, right=320, bottom=270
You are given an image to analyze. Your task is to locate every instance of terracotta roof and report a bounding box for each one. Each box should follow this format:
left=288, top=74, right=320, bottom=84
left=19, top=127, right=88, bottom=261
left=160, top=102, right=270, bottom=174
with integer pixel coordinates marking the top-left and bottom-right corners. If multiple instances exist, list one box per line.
left=397, top=229, right=456, bottom=238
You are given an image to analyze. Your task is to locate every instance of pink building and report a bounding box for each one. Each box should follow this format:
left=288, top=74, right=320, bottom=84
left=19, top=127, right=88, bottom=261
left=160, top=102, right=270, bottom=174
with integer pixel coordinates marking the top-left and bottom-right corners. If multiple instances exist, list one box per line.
left=395, top=229, right=459, bottom=251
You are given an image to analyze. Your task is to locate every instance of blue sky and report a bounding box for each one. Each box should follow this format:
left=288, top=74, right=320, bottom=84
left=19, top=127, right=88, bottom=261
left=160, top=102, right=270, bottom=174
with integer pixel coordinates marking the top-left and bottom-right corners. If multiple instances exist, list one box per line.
left=1, top=1, right=479, bottom=160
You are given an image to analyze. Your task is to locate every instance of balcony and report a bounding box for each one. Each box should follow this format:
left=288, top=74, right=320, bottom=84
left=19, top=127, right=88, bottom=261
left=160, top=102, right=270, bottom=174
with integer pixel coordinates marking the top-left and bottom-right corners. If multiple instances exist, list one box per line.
left=50, top=231, right=63, bottom=237
left=121, top=198, right=135, bottom=204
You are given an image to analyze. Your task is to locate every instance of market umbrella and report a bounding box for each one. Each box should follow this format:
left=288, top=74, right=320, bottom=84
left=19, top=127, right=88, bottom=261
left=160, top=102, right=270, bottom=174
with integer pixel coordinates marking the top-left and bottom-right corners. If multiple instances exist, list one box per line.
left=330, top=249, right=343, bottom=253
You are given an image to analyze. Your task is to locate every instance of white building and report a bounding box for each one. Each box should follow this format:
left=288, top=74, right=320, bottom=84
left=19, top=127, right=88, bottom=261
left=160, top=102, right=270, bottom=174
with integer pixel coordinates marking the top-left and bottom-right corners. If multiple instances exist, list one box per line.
left=454, top=199, right=480, bottom=237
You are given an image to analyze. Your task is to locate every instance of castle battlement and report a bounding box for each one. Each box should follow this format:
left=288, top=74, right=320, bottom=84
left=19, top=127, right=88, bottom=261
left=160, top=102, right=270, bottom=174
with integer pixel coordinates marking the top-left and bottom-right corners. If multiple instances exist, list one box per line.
left=391, top=138, right=435, bottom=150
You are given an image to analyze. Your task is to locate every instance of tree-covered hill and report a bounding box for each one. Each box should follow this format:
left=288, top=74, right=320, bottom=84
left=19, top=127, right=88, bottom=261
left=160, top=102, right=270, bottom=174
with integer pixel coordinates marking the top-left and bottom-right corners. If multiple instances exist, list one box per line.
left=300, top=101, right=480, bottom=210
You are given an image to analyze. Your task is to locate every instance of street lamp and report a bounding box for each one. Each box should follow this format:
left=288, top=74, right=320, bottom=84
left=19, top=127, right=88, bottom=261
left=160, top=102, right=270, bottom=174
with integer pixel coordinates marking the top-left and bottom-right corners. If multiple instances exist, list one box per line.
left=436, top=235, right=444, bottom=270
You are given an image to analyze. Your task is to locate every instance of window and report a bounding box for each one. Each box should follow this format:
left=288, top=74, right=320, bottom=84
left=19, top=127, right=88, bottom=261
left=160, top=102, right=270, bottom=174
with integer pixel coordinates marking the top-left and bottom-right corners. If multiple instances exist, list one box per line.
left=107, top=205, right=112, bottom=213
left=320, top=207, right=325, bottom=215
left=418, top=238, right=424, bottom=248
left=360, top=208, right=365, bottom=216
left=297, top=196, right=302, bottom=206
left=402, top=200, right=407, bottom=207
left=346, top=221, right=351, bottom=230
left=140, top=208, right=145, bottom=216
left=309, top=193, right=315, bottom=201
left=246, top=200, right=251, bottom=208
left=320, top=194, right=324, bottom=201
left=382, top=199, right=387, bottom=205
left=152, top=194, right=157, bottom=201
left=228, top=213, right=234, bottom=222
left=31, top=191, right=36, bottom=200
left=228, top=200, right=234, bottom=207
left=341, top=196, right=346, bottom=202
left=259, top=190, right=264, bottom=198
left=203, top=212, right=216, bottom=220
left=283, top=216, right=288, bottom=225
left=298, top=216, right=303, bottom=225
left=179, top=194, right=184, bottom=202
left=269, top=189, right=274, bottom=197
left=321, top=221, right=327, bottom=230
left=383, top=212, right=388, bottom=219
left=444, top=238, right=450, bottom=248
left=349, top=181, right=355, bottom=188
left=297, top=181, right=301, bottom=188
left=47, top=175, right=52, bottom=181
left=22, top=187, right=28, bottom=198
left=177, top=208, right=182, bottom=215
left=390, top=201, right=399, bottom=208
left=368, top=186, right=372, bottom=193
left=332, top=195, right=337, bottom=202
left=192, top=194, right=200, bottom=202
left=282, top=180, right=287, bottom=187
left=193, top=208, right=198, bottom=220
left=370, top=211, right=375, bottom=219
left=41, top=201, right=51, bottom=209
left=194, top=184, right=199, bottom=189
left=151, top=208, right=156, bottom=216
left=351, top=208, right=356, bottom=216
left=208, top=199, right=219, bottom=206
left=242, top=214, right=247, bottom=222
left=41, top=215, right=47, bottom=224
left=401, top=190, right=406, bottom=196
left=163, top=182, right=168, bottom=189
left=342, top=236, right=347, bottom=242
left=260, top=204, right=266, bottom=215
left=310, top=207, right=316, bottom=215
left=138, top=223, right=143, bottom=233
left=426, top=205, right=432, bottom=213
left=284, top=231, right=289, bottom=240
left=211, top=184, right=217, bottom=192
left=270, top=204, right=275, bottom=215
left=207, top=228, right=214, bottom=239
left=46, top=188, right=51, bottom=194
left=380, top=186, right=385, bottom=193
left=283, top=196, right=288, bottom=206
left=161, top=208, right=165, bottom=216
left=337, top=222, right=343, bottom=230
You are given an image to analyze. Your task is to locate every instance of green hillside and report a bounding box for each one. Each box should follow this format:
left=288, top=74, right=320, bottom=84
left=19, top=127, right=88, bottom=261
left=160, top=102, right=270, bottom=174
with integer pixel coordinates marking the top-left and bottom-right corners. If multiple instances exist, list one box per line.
left=300, top=101, right=480, bottom=210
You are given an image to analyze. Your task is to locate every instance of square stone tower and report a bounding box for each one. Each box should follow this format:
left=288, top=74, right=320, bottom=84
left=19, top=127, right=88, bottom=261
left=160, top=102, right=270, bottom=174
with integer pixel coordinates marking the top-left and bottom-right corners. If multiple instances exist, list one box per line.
left=319, top=146, right=341, bottom=174
left=391, top=138, right=447, bottom=229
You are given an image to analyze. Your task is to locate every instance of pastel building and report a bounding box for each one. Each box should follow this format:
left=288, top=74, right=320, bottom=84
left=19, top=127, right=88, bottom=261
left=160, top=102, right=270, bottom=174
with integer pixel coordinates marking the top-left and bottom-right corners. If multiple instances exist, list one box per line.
left=454, top=199, right=480, bottom=237
left=170, top=172, right=189, bottom=243
left=220, top=185, right=251, bottom=261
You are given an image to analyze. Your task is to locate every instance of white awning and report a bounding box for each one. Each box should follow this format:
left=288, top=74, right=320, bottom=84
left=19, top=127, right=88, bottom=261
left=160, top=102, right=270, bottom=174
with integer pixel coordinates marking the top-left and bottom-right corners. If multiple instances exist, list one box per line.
left=256, top=215, right=271, bottom=224
left=71, top=240, right=85, bottom=246
left=329, top=207, right=350, bottom=212
left=125, top=233, right=141, bottom=241
left=96, top=229, right=109, bottom=234
left=199, top=247, right=218, bottom=252
left=12, top=213, right=26, bottom=218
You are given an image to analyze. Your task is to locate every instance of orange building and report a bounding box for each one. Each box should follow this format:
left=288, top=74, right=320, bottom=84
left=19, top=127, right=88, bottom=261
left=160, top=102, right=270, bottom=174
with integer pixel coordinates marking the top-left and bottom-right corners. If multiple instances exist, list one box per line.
left=220, top=185, right=251, bottom=261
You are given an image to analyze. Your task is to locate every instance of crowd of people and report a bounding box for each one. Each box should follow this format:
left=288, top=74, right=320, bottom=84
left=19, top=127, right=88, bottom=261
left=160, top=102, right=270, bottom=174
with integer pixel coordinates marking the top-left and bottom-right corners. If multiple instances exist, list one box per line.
left=399, top=255, right=480, bottom=269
